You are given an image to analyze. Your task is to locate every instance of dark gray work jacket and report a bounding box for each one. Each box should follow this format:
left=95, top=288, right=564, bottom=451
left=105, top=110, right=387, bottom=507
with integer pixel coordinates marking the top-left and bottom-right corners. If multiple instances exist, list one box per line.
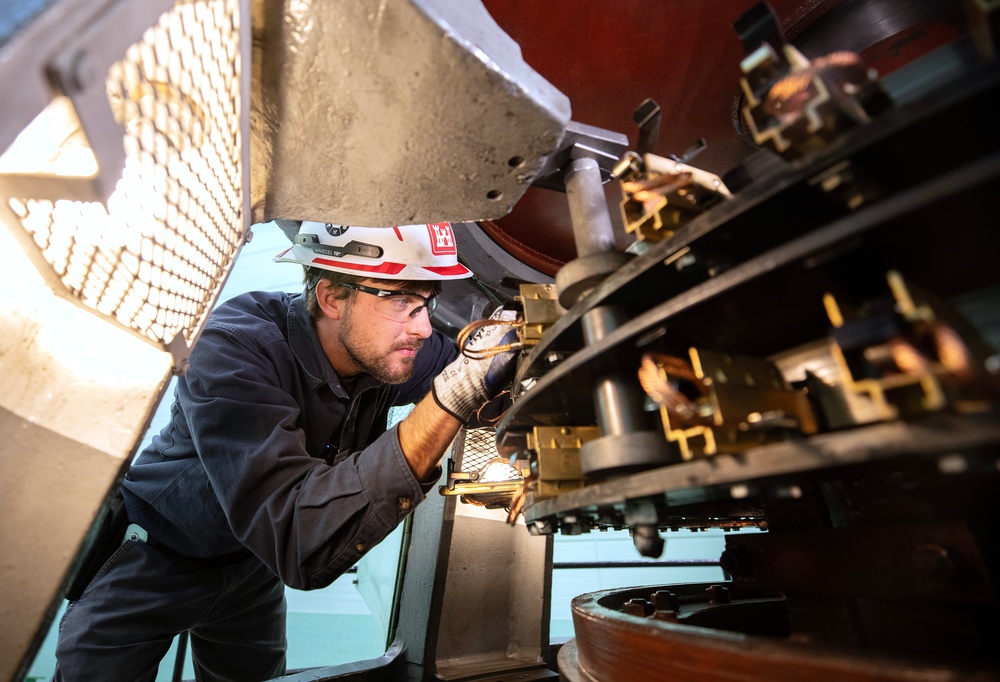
left=122, top=291, right=456, bottom=590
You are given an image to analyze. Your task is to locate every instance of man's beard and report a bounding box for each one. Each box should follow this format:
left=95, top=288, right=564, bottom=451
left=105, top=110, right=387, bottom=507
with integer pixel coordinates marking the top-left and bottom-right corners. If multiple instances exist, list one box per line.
left=338, top=305, right=423, bottom=384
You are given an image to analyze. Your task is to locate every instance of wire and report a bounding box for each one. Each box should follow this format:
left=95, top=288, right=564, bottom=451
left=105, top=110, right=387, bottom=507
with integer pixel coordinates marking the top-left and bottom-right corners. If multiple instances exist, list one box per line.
left=456, top=318, right=523, bottom=359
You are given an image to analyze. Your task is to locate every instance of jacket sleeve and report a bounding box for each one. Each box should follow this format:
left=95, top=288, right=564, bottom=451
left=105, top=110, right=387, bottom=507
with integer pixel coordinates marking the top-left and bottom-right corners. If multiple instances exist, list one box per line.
left=178, top=322, right=428, bottom=590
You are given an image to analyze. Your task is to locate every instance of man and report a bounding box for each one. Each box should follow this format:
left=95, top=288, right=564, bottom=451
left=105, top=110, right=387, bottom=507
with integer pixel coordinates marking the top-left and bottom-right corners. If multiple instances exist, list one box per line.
left=52, top=221, right=517, bottom=681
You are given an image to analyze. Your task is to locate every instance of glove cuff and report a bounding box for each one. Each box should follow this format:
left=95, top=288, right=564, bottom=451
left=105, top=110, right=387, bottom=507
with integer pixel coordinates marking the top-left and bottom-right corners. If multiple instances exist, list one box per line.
left=432, top=371, right=477, bottom=425
left=431, top=381, right=470, bottom=425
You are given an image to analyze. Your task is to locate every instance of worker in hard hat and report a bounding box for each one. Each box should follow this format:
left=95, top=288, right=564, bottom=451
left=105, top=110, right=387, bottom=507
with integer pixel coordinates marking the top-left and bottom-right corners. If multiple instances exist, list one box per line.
left=51, top=221, right=518, bottom=681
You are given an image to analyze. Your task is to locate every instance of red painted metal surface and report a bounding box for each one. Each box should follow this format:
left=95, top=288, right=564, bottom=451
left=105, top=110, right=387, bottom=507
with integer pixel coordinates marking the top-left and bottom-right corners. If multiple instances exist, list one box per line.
left=480, top=0, right=966, bottom=275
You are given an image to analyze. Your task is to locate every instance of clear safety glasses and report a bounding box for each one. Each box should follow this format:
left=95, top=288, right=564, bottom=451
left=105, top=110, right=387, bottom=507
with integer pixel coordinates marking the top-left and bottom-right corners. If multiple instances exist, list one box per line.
left=338, top=282, right=438, bottom=323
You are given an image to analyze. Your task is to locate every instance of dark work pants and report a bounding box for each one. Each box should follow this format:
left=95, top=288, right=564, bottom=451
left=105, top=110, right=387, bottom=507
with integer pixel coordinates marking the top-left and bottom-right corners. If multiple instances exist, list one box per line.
left=52, top=534, right=287, bottom=682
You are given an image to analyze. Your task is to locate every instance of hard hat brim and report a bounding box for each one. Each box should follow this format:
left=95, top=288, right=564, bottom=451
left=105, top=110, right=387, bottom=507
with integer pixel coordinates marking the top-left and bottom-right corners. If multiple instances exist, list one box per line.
left=274, top=244, right=473, bottom=280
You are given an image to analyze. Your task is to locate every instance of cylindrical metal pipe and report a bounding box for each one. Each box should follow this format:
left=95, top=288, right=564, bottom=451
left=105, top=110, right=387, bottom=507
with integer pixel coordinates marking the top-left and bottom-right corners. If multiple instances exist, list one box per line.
left=562, top=157, right=670, bottom=471
left=582, top=304, right=651, bottom=436
left=582, top=305, right=629, bottom=345
left=594, top=375, right=648, bottom=436
left=565, top=157, right=617, bottom=258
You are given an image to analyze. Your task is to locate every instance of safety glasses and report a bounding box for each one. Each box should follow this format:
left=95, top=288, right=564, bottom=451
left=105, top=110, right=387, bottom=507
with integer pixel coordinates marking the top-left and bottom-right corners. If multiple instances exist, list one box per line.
left=337, top=282, right=438, bottom=322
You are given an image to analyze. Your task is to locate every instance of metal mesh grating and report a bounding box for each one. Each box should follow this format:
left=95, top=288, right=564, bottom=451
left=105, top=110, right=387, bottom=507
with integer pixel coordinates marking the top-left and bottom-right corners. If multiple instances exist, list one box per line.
left=457, top=428, right=520, bottom=481
left=458, top=428, right=503, bottom=472
left=452, top=427, right=522, bottom=510
left=4, top=0, right=244, bottom=359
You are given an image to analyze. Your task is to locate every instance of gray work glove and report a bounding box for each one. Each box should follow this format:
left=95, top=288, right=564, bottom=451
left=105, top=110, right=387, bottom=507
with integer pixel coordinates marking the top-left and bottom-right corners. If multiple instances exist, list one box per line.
left=432, top=308, right=520, bottom=425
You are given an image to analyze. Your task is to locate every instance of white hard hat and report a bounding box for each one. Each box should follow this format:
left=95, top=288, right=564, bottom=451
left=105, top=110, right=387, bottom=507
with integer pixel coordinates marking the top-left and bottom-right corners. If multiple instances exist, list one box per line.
left=274, top=221, right=472, bottom=280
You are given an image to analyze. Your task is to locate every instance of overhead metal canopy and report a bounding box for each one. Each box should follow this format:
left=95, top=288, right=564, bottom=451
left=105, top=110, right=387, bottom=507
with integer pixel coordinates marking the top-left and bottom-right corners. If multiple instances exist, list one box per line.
left=250, top=0, right=572, bottom=227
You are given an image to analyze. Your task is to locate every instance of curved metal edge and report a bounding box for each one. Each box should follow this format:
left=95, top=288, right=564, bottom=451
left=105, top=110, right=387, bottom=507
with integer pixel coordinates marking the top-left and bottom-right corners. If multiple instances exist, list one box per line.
left=524, top=413, right=1000, bottom=524
left=505, top=153, right=798, bottom=398
left=578, top=431, right=675, bottom=476
left=556, top=639, right=599, bottom=682
left=500, top=148, right=1000, bottom=439
left=503, top=55, right=1000, bottom=428
left=569, top=583, right=1000, bottom=682
left=269, top=637, right=407, bottom=681
left=455, top=221, right=554, bottom=288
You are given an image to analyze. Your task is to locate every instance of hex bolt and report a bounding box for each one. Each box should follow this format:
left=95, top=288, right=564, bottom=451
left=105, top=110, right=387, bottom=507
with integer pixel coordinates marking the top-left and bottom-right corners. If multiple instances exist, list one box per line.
left=651, top=590, right=680, bottom=613
left=705, top=584, right=731, bottom=604
left=623, top=598, right=655, bottom=617
left=653, top=610, right=680, bottom=622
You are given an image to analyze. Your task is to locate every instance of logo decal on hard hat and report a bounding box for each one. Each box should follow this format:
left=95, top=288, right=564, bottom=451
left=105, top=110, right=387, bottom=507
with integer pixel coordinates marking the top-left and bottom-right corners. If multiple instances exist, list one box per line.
left=325, top=224, right=350, bottom=237
left=427, top=223, right=457, bottom=256
left=275, top=220, right=472, bottom=280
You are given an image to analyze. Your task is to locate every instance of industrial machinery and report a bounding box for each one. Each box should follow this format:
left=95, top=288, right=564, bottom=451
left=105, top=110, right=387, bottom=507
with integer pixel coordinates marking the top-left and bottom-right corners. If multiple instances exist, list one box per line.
left=445, top=1, right=1000, bottom=679
left=2, top=0, right=999, bottom=681
left=487, top=3, right=1000, bottom=679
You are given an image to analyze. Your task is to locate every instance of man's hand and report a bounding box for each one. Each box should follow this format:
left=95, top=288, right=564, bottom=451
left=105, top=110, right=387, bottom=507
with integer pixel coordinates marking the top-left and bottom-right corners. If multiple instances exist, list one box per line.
left=431, top=308, right=520, bottom=425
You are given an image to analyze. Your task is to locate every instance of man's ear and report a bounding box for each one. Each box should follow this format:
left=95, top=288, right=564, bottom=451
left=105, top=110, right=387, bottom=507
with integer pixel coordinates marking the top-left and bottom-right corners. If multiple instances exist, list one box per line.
left=315, top=280, right=348, bottom=320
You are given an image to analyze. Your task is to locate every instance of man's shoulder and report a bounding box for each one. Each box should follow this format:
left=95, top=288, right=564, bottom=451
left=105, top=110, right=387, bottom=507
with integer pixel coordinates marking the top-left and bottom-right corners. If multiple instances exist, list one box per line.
left=210, top=291, right=294, bottom=326
left=216, top=289, right=292, bottom=313
left=203, top=291, right=299, bottom=347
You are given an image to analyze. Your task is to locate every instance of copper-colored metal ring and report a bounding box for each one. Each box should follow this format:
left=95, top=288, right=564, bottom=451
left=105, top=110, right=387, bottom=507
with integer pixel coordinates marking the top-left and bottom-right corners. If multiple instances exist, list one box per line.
left=564, top=583, right=994, bottom=681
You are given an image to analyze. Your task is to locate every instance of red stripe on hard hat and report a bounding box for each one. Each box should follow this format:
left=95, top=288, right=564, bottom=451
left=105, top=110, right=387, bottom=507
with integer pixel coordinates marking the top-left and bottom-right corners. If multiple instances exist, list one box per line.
left=313, top=258, right=405, bottom=275
left=424, top=264, right=470, bottom=276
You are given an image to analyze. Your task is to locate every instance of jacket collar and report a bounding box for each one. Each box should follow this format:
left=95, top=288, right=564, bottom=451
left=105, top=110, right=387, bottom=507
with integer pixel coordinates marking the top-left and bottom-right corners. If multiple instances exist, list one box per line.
left=286, top=293, right=379, bottom=398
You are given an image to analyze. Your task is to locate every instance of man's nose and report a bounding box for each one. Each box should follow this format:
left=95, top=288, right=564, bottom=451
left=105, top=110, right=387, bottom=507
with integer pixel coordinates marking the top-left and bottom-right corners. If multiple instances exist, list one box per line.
left=406, top=307, right=433, bottom=338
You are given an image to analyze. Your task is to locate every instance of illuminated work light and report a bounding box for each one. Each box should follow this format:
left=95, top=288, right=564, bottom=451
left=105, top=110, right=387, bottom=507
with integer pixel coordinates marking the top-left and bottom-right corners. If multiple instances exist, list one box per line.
left=0, top=0, right=248, bottom=370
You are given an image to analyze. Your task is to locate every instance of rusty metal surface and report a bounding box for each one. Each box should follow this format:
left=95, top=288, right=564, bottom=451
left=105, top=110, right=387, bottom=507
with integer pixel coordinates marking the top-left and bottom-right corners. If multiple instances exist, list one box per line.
left=250, top=0, right=570, bottom=228
left=566, top=583, right=1000, bottom=681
